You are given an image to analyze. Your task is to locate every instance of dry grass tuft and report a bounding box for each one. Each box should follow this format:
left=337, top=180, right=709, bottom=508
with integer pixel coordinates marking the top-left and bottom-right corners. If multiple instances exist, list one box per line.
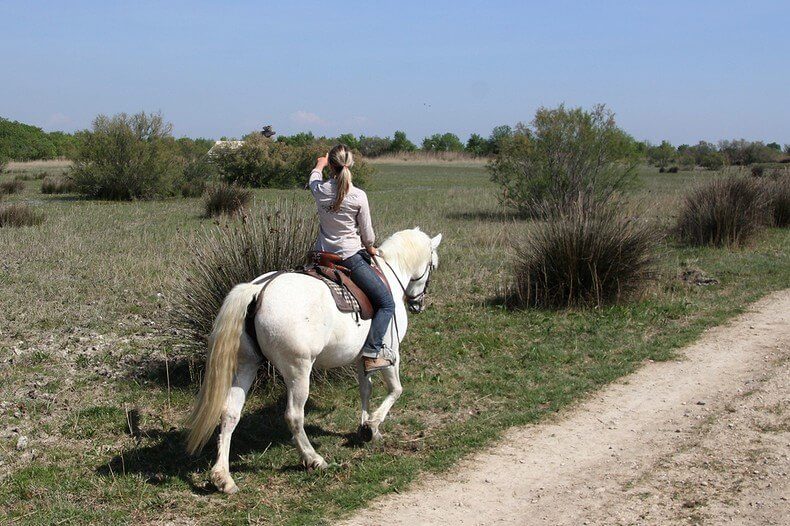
left=762, top=174, right=790, bottom=227
left=203, top=183, right=252, bottom=218
left=171, top=199, right=317, bottom=358
left=41, top=175, right=77, bottom=194
left=508, top=203, right=657, bottom=308
left=0, top=203, right=45, bottom=227
left=0, top=179, right=25, bottom=195
left=675, top=176, right=769, bottom=247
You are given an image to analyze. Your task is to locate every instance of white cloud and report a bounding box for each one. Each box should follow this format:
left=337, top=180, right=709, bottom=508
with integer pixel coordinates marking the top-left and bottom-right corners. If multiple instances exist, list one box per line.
left=290, top=110, right=328, bottom=126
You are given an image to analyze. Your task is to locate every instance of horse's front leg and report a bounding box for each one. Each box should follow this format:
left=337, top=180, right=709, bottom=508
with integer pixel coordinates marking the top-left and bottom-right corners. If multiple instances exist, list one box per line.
left=361, top=363, right=403, bottom=442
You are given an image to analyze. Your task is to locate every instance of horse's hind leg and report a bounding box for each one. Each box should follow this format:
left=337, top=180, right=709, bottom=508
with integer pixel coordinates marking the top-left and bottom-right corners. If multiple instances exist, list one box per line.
left=361, top=364, right=403, bottom=442
left=282, top=361, right=327, bottom=470
left=211, top=337, right=258, bottom=494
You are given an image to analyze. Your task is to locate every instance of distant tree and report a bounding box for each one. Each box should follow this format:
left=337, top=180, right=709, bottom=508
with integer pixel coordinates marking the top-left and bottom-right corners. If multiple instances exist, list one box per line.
left=719, top=139, right=781, bottom=165
left=337, top=133, right=360, bottom=150
left=389, top=130, right=417, bottom=152
left=648, top=140, right=675, bottom=168
left=0, top=118, right=58, bottom=160
left=465, top=133, right=490, bottom=156
left=422, top=132, right=464, bottom=152
left=785, top=144, right=790, bottom=155
left=357, top=135, right=392, bottom=157
left=276, top=132, right=316, bottom=147
left=767, top=142, right=781, bottom=151
left=488, top=125, right=513, bottom=154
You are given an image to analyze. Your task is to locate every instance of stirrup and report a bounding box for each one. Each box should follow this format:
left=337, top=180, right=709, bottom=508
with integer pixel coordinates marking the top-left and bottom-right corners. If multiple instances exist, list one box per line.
left=363, top=346, right=395, bottom=373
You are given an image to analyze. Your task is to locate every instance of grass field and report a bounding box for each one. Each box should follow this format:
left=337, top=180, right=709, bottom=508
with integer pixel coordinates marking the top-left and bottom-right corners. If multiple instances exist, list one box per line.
left=1, top=161, right=788, bottom=525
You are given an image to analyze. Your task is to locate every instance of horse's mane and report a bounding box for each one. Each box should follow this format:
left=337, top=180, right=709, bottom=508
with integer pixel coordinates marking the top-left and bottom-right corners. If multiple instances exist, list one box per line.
left=379, top=228, right=431, bottom=276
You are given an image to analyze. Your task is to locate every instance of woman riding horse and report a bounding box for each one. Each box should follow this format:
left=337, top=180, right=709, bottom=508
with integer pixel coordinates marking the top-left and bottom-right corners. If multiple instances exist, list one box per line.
left=309, top=144, right=396, bottom=373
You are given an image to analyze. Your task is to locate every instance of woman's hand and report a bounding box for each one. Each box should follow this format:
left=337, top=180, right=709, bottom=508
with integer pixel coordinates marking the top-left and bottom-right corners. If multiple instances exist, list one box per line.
left=366, top=245, right=379, bottom=257
left=314, top=154, right=329, bottom=172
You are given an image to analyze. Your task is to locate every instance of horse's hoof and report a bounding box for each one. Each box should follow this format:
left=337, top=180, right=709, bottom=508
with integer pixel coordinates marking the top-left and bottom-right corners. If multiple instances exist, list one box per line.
left=305, top=456, right=328, bottom=471
left=211, top=471, right=239, bottom=495
left=358, top=423, right=374, bottom=442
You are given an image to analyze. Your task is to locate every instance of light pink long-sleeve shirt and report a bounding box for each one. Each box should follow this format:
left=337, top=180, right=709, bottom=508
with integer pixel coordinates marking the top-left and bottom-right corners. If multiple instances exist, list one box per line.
left=309, top=169, right=375, bottom=260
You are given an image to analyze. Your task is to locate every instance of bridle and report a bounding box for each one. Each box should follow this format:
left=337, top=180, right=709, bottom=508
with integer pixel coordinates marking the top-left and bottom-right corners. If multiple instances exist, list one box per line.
left=381, top=256, right=434, bottom=314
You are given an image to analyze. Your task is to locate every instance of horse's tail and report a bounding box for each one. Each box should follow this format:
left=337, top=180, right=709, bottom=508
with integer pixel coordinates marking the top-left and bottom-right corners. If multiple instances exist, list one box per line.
left=186, top=282, right=263, bottom=454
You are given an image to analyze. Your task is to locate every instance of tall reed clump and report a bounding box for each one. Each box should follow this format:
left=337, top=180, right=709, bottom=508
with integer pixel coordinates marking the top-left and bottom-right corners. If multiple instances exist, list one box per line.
left=762, top=174, right=790, bottom=227
left=202, top=182, right=252, bottom=217
left=675, top=176, right=769, bottom=247
left=509, top=203, right=657, bottom=308
left=41, top=175, right=77, bottom=194
left=171, top=199, right=317, bottom=357
left=0, top=203, right=44, bottom=227
left=0, top=179, right=24, bottom=195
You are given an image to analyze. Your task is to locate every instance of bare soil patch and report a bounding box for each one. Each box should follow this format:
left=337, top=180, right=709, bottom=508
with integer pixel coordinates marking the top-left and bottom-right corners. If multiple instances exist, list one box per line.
left=343, top=290, right=790, bottom=526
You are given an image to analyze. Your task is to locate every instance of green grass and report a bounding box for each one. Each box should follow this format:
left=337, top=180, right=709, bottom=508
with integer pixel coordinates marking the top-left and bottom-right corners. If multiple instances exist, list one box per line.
left=0, top=163, right=788, bottom=525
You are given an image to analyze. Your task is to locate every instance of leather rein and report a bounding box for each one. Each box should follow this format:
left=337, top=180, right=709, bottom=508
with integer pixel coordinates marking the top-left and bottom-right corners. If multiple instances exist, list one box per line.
left=379, top=256, right=434, bottom=313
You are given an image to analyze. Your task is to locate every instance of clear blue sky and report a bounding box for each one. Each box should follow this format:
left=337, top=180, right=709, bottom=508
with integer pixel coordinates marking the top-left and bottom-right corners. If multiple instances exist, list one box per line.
left=2, top=1, right=787, bottom=145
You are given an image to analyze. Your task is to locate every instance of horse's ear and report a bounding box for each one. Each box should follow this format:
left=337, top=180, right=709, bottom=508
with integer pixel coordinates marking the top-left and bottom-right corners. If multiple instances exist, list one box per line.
left=431, top=233, right=442, bottom=249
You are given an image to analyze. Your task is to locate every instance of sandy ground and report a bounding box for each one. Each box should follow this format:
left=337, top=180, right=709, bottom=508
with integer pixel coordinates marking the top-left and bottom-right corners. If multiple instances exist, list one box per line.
left=342, top=290, right=790, bottom=526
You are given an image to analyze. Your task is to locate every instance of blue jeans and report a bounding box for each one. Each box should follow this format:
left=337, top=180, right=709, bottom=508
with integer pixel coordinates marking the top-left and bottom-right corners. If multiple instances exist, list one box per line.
left=341, top=251, right=395, bottom=358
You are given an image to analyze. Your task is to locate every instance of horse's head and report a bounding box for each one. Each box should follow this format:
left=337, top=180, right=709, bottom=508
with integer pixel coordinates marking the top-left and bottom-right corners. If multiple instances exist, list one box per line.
left=380, top=227, right=443, bottom=313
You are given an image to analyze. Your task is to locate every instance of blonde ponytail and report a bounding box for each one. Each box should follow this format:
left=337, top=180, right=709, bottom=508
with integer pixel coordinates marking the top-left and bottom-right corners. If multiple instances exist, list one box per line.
left=328, top=144, right=354, bottom=212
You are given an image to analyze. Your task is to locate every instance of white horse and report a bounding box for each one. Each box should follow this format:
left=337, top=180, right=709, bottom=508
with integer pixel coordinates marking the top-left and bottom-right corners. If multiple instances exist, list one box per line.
left=186, top=227, right=442, bottom=494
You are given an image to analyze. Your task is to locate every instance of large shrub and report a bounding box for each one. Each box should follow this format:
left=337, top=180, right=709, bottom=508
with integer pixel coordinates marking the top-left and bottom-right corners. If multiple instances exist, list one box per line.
left=171, top=199, right=317, bottom=355
left=508, top=203, right=656, bottom=308
left=675, top=176, right=769, bottom=247
left=71, top=112, right=183, bottom=199
left=213, top=135, right=373, bottom=189
left=489, top=104, right=638, bottom=217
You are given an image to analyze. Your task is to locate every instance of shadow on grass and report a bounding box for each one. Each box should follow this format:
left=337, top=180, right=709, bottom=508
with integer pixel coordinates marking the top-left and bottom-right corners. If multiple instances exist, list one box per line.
left=95, top=394, right=365, bottom=493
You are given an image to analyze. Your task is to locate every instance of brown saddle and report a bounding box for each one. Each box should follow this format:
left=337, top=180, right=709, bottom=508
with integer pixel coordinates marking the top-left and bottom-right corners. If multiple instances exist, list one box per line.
left=299, top=251, right=390, bottom=320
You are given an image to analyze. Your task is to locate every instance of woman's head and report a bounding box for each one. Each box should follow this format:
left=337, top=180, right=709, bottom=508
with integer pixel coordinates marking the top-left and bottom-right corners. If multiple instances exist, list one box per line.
left=328, top=144, right=354, bottom=212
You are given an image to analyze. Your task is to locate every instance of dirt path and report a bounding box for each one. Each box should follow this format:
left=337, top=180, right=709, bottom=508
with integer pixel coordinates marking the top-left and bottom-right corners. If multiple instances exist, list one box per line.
left=342, top=290, right=790, bottom=526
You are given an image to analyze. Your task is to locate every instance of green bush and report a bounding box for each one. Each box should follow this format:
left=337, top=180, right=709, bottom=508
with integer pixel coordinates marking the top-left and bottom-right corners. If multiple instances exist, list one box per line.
left=489, top=104, right=638, bottom=217
left=507, top=203, right=656, bottom=308
left=0, top=203, right=44, bottom=227
left=171, top=199, right=317, bottom=356
left=203, top=183, right=252, bottom=218
left=41, top=175, right=77, bottom=194
left=675, top=176, right=769, bottom=247
left=213, top=135, right=373, bottom=189
left=71, top=111, right=183, bottom=200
